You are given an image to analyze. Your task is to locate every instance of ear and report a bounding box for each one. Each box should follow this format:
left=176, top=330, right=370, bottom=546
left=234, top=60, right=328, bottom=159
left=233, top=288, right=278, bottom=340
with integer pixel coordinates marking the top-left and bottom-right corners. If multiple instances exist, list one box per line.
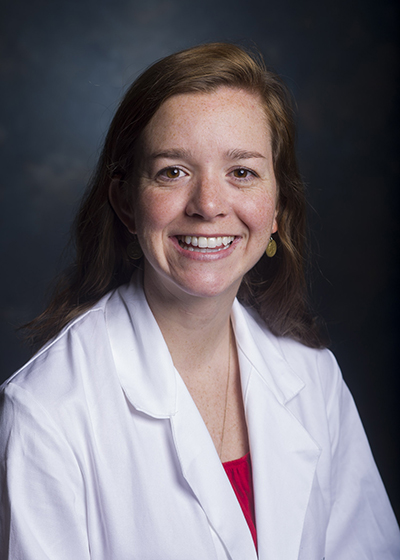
left=108, top=177, right=136, bottom=234
left=271, top=205, right=279, bottom=234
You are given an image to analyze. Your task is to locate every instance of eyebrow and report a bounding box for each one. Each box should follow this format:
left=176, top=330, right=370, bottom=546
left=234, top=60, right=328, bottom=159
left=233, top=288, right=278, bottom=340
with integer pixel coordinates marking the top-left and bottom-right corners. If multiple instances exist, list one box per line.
left=226, top=148, right=266, bottom=160
left=148, top=148, right=266, bottom=161
left=148, top=149, right=192, bottom=160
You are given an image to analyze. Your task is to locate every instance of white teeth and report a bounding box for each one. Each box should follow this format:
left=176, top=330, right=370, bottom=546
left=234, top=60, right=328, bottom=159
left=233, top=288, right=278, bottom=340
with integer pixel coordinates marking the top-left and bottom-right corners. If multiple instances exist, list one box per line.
left=198, top=236, right=217, bottom=248
left=178, top=235, right=235, bottom=250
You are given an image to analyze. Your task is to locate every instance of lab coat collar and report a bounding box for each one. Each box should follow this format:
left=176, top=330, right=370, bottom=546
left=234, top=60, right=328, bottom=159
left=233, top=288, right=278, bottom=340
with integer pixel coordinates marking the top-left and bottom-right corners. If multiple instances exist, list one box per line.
left=106, top=273, right=178, bottom=418
left=231, top=299, right=306, bottom=404
left=107, top=276, right=321, bottom=559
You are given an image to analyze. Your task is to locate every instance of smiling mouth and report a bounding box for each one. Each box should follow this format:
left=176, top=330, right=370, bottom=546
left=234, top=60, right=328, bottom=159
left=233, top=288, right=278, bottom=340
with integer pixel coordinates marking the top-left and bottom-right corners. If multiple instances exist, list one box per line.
left=177, top=235, right=235, bottom=252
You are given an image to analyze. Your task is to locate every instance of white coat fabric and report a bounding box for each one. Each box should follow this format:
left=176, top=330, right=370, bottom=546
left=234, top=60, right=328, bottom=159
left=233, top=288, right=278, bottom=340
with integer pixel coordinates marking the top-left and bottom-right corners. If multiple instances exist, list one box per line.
left=1, top=273, right=399, bottom=560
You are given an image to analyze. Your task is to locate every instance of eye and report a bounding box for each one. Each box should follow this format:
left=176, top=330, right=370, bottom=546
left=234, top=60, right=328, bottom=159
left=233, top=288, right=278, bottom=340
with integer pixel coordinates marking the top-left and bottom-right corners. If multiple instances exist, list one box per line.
left=158, top=166, right=185, bottom=180
left=231, top=168, right=256, bottom=180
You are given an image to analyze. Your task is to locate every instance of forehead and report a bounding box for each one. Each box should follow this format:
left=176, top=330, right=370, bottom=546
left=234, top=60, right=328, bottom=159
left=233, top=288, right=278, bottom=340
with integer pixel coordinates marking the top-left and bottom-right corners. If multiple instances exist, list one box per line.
left=141, top=87, right=271, bottom=149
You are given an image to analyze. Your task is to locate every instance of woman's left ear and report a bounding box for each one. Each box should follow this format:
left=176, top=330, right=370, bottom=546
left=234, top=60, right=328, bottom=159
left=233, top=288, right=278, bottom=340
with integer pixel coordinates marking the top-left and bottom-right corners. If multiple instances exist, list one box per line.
left=108, top=177, right=136, bottom=234
left=272, top=207, right=279, bottom=234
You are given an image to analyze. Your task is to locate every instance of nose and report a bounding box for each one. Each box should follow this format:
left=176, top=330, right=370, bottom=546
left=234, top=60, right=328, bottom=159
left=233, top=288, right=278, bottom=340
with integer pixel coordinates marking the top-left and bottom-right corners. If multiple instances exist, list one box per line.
left=185, top=175, right=228, bottom=220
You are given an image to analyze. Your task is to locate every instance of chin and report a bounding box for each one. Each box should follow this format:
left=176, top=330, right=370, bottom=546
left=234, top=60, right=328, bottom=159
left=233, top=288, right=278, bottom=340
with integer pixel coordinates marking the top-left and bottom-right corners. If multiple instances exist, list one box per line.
left=144, top=259, right=245, bottom=301
left=173, top=274, right=243, bottom=300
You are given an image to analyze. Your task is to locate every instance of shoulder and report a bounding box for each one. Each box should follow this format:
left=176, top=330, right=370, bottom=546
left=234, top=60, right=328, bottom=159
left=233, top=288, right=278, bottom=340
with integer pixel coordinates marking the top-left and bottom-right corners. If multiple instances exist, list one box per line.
left=234, top=301, right=342, bottom=397
left=236, top=301, right=339, bottom=369
left=0, top=288, right=123, bottom=409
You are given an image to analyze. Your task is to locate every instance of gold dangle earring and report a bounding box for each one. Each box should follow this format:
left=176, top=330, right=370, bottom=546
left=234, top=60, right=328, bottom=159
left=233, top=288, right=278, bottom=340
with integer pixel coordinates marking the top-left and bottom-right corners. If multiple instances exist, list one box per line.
left=266, top=236, right=277, bottom=258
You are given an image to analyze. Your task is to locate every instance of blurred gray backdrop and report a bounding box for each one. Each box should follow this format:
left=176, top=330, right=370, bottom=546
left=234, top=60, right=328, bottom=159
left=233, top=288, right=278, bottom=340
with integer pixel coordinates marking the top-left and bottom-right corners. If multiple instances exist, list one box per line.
left=1, top=0, right=399, bottom=519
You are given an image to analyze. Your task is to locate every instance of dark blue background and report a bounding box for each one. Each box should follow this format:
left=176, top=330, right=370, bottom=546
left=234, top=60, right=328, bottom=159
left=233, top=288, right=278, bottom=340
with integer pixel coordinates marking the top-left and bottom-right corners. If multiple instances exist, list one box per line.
left=1, top=0, right=399, bottom=519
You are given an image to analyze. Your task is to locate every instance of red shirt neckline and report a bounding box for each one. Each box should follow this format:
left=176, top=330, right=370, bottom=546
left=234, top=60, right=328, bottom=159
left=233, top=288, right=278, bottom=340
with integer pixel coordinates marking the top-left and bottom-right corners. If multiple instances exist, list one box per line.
left=222, top=452, right=257, bottom=551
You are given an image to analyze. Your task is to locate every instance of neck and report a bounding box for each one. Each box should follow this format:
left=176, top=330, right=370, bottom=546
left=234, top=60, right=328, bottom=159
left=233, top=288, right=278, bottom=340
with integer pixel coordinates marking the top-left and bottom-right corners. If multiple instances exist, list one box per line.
left=143, top=270, right=237, bottom=376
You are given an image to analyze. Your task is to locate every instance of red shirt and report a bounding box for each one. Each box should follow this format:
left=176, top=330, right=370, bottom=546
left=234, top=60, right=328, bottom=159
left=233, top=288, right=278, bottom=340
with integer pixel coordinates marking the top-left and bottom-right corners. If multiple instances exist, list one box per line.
left=223, top=453, right=257, bottom=551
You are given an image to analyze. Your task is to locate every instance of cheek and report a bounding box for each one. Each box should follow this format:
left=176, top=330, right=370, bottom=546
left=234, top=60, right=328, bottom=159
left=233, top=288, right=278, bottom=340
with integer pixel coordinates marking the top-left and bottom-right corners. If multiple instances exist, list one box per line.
left=240, top=193, right=277, bottom=234
left=134, top=191, right=180, bottom=237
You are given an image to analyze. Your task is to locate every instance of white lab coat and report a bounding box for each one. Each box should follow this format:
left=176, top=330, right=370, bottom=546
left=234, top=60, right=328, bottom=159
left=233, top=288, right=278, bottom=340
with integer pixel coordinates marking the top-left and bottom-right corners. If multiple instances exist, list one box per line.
left=0, top=273, right=399, bottom=560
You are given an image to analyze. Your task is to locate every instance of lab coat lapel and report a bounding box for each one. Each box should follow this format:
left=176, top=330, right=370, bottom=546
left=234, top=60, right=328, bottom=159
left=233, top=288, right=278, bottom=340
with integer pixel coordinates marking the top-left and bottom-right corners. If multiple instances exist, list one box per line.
left=245, top=370, right=321, bottom=559
left=170, top=374, right=258, bottom=560
left=232, top=302, right=321, bottom=559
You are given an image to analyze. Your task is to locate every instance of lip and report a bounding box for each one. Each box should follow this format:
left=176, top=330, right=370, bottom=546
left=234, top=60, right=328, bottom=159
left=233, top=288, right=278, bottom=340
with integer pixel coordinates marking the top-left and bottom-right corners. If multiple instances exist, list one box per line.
left=171, top=235, right=240, bottom=260
left=177, top=234, right=235, bottom=249
left=174, top=234, right=236, bottom=238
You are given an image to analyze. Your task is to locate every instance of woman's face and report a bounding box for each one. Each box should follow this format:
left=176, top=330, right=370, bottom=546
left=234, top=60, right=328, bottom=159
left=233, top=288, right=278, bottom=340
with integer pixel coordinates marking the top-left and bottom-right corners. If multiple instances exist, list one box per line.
left=130, top=87, right=278, bottom=302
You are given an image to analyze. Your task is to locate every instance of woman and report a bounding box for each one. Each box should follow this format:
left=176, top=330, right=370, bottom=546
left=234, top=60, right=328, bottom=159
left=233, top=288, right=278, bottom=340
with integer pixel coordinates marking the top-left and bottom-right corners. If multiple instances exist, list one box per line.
left=0, top=43, right=398, bottom=559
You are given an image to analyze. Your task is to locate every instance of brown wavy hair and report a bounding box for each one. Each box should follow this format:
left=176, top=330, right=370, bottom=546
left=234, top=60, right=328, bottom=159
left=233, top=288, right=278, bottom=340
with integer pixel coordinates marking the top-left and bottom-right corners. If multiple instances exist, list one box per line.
left=24, top=42, right=325, bottom=348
